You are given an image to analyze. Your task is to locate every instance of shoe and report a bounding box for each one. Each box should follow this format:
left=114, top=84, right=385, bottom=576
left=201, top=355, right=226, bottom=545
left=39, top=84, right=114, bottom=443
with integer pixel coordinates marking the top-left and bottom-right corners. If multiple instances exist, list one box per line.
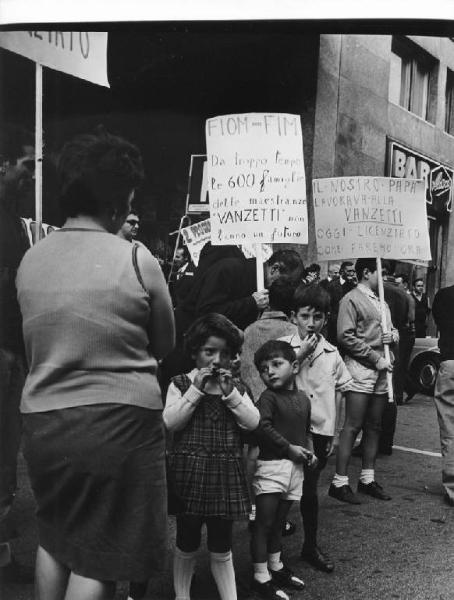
left=0, top=557, right=34, bottom=584
left=251, top=578, right=290, bottom=600
left=351, top=444, right=363, bottom=457
left=281, top=520, right=296, bottom=537
left=270, top=565, right=305, bottom=590
left=301, top=545, right=334, bottom=573
left=328, top=483, right=361, bottom=504
left=357, top=480, right=391, bottom=501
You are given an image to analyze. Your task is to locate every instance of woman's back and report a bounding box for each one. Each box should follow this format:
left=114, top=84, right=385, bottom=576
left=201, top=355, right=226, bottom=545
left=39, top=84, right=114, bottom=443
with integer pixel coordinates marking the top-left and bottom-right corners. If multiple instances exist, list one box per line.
left=17, top=229, right=162, bottom=412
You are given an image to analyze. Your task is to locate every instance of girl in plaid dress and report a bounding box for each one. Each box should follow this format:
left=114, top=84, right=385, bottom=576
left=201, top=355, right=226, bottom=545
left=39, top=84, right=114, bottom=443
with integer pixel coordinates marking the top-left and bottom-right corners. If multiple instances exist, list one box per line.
left=164, top=313, right=260, bottom=600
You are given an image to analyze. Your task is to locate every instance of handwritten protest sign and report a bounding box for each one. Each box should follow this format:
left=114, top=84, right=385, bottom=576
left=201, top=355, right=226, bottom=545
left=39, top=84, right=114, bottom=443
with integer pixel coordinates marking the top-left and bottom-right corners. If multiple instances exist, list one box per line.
left=0, top=31, right=109, bottom=87
left=180, top=218, right=273, bottom=266
left=312, top=177, right=431, bottom=261
left=205, top=113, right=307, bottom=245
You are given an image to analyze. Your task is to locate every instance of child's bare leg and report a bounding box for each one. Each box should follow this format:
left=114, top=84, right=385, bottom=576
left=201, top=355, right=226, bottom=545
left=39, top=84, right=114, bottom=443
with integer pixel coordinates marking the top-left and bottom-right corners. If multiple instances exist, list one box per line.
left=267, top=499, right=293, bottom=555
left=251, top=493, right=281, bottom=564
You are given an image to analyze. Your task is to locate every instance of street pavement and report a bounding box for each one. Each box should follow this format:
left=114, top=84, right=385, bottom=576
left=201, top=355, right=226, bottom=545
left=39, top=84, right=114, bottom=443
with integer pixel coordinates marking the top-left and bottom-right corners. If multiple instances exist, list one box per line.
left=3, top=392, right=454, bottom=600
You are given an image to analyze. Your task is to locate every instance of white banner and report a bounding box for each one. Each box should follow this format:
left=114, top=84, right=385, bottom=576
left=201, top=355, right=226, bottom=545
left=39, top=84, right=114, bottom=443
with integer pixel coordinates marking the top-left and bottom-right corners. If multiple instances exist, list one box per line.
left=205, top=112, right=307, bottom=245
left=180, top=218, right=273, bottom=266
left=0, top=31, right=109, bottom=87
left=312, top=176, right=431, bottom=261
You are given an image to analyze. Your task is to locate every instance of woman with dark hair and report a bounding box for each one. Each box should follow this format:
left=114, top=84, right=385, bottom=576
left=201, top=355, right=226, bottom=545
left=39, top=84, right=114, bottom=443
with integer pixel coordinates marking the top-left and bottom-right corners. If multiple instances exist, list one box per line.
left=16, top=130, right=175, bottom=600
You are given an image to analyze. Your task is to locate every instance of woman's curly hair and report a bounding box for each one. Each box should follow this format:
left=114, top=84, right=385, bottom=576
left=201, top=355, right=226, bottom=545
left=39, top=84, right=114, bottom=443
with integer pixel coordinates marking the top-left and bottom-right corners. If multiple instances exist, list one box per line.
left=57, top=126, right=144, bottom=218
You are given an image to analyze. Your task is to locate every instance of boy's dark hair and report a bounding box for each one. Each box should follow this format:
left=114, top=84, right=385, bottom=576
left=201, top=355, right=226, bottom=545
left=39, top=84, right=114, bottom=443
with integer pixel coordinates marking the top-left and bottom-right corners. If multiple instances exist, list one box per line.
left=58, top=127, right=144, bottom=219
left=413, top=277, right=424, bottom=286
left=184, top=312, right=243, bottom=357
left=254, top=340, right=296, bottom=371
left=268, top=276, right=297, bottom=317
left=293, top=283, right=331, bottom=314
left=355, top=258, right=377, bottom=281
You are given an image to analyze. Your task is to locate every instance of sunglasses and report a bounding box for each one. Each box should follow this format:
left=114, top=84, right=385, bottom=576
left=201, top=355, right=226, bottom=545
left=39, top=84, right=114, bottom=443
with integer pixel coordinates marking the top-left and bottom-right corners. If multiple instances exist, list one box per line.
left=126, top=220, right=139, bottom=227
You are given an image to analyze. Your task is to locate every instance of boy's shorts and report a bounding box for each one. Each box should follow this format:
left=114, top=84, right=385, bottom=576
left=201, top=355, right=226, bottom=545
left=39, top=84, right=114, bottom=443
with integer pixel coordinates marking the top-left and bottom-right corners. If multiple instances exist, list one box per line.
left=344, top=356, right=389, bottom=395
left=252, top=458, right=303, bottom=501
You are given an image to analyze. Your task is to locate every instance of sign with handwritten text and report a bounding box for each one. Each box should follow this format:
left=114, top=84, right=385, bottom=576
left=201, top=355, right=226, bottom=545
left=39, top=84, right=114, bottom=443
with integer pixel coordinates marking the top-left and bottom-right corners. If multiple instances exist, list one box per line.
left=312, top=177, right=431, bottom=261
left=0, top=31, right=109, bottom=87
left=205, top=113, right=307, bottom=245
left=181, top=218, right=273, bottom=266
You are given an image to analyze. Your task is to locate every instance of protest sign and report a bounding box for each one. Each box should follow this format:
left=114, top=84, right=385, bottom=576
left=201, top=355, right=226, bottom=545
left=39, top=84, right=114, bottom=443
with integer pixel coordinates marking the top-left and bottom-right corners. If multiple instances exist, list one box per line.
left=180, top=218, right=273, bottom=266
left=0, top=31, right=109, bottom=87
left=312, top=176, right=431, bottom=262
left=180, top=218, right=211, bottom=266
left=205, top=113, right=307, bottom=245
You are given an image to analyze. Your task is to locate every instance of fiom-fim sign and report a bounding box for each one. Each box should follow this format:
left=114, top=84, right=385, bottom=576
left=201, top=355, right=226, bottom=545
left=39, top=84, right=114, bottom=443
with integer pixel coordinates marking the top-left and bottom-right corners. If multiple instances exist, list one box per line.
left=205, top=113, right=308, bottom=246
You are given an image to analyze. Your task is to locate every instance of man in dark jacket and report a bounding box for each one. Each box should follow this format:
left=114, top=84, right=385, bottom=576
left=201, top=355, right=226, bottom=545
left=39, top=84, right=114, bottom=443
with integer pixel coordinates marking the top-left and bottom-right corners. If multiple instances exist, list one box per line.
left=0, top=124, right=33, bottom=583
left=379, top=264, right=413, bottom=454
left=432, top=285, right=454, bottom=506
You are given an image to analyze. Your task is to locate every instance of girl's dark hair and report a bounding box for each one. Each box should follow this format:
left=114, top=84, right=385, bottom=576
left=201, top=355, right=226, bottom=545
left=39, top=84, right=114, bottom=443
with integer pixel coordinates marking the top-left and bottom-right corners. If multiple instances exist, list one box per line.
left=293, top=283, right=331, bottom=314
left=57, top=128, right=144, bottom=218
left=254, top=340, right=296, bottom=370
left=184, top=313, right=243, bottom=357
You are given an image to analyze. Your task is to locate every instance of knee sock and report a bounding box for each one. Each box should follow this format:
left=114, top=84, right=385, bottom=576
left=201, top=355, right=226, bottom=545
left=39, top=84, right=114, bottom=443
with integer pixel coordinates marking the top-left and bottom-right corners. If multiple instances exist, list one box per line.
left=300, top=495, right=318, bottom=549
left=268, top=551, right=284, bottom=572
left=332, top=473, right=349, bottom=488
left=359, top=469, right=374, bottom=485
left=253, top=561, right=271, bottom=583
left=173, top=547, right=197, bottom=600
left=210, top=551, right=237, bottom=600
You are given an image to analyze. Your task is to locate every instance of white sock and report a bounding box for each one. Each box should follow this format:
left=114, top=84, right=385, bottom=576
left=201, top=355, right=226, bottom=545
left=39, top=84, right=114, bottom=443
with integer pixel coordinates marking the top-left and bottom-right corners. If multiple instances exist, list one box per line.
left=268, top=551, right=284, bottom=572
left=253, top=561, right=271, bottom=584
left=332, top=473, right=349, bottom=488
left=210, top=551, right=237, bottom=600
left=173, top=547, right=197, bottom=600
left=249, top=504, right=256, bottom=521
left=359, top=469, right=374, bottom=485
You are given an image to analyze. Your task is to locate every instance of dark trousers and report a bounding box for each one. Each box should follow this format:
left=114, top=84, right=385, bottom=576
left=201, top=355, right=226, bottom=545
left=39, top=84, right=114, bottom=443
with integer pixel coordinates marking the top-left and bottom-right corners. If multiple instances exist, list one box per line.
left=300, top=434, right=331, bottom=549
left=380, top=331, right=415, bottom=450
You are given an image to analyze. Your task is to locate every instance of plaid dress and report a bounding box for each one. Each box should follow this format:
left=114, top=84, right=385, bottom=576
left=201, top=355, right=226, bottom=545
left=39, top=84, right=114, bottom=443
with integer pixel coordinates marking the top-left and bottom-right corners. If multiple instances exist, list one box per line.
left=167, top=374, right=251, bottom=519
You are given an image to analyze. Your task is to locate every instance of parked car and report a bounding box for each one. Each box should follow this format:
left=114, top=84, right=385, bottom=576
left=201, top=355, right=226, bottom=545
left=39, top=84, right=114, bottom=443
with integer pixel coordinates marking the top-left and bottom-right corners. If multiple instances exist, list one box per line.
left=407, top=337, right=440, bottom=396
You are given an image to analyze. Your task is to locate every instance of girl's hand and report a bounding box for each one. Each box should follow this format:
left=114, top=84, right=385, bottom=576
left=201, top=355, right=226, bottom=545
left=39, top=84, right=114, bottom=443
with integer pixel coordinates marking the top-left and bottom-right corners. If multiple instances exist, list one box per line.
left=381, top=332, right=393, bottom=345
left=193, top=367, right=213, bottom=392
left=219, top=368, right=234, bottom=397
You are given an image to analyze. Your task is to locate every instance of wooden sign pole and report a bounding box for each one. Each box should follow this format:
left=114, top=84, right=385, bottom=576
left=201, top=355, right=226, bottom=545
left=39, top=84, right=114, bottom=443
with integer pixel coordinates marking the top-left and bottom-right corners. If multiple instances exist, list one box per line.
left=255, top=243, right=264, bottom=292
left=376, top=256, right=394, bottom=403
left=35, top=62, right=43, bottom=243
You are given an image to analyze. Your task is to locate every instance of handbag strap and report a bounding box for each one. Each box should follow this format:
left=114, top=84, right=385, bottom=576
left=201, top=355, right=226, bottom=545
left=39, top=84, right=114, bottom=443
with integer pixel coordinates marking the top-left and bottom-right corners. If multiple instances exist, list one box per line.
left=132, top=243, right=151, bottom=301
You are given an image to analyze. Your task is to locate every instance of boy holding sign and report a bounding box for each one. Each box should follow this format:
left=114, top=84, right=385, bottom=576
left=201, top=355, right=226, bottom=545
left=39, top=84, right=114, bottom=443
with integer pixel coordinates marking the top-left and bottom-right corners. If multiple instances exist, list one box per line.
left=329, top=258, right=398, bottom=504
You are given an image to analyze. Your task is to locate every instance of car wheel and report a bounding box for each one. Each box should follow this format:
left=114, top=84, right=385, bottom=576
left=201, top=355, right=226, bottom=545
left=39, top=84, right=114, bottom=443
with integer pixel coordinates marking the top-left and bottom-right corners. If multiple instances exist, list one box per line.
left=410, top=353, right=441, bottom=395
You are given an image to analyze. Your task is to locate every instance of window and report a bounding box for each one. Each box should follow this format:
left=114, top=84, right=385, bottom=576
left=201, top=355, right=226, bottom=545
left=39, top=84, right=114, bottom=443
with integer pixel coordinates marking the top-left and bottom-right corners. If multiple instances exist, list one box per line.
left=445, top=69, right=454, bottom=135
left=389, top=37, right=436, bottom=122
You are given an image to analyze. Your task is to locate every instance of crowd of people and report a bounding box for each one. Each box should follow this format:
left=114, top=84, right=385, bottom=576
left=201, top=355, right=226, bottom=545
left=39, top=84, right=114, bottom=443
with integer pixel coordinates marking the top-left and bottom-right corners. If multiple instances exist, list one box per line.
left=0, top=126, right=449, bottom=600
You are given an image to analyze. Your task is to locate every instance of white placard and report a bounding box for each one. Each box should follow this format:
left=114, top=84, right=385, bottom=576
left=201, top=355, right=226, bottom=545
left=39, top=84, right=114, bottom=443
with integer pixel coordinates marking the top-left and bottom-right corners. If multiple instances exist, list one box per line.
left=0, top=31, right=109, bottom=87
left=312, top=177, right=431, bottom=261
left=180, top=219, right=212, bottom=266
left=205, top=112, right=307, bottom=245
left=180, top=218, right=273, bottom=266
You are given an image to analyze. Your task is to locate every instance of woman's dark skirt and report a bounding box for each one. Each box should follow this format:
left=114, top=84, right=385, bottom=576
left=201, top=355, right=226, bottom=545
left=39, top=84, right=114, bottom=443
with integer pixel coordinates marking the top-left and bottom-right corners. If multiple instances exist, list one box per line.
left=22, top=403, right=168, bottom=582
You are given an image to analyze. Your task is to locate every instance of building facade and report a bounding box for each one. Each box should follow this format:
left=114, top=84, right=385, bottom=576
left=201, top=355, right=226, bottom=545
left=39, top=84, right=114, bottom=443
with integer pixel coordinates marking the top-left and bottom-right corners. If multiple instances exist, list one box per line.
left=312, top=34, right=454, bottom=315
